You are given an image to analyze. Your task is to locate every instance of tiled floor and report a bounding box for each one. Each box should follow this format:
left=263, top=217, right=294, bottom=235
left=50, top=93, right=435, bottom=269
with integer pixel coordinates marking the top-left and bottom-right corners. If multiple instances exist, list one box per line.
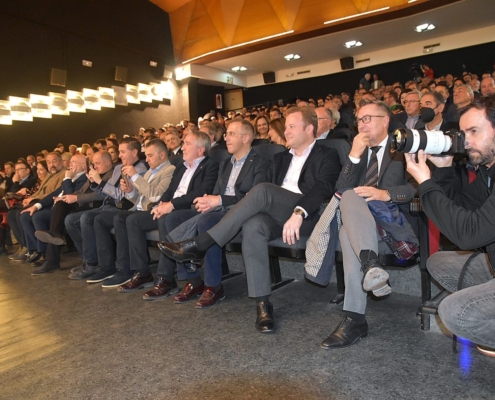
left=1, top=251, right=493, bottom=399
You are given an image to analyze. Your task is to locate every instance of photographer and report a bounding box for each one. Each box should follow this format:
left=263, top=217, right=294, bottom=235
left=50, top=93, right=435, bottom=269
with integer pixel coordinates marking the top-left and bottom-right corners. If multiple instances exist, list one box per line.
left=405, top=95, right=495, bottom=356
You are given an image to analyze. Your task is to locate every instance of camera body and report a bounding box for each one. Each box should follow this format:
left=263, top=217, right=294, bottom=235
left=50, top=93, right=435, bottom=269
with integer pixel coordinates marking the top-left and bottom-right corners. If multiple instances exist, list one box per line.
left=392, top=128, right=466, bottom=156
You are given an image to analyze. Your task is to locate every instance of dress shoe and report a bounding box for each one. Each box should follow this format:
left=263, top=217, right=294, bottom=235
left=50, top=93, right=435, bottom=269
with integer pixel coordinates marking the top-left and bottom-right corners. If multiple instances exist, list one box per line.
left=255, top=301, right=275, bottom=333
left=31, top=261, right=60, bottom=276
left=321, top=316, right=368, bottom=349
left=143, top=277, right=178, bottom=301
left=195, top=285, right=225, bottom=309
left=118, top=272, right=154, bottom=293
left=35, top=230, right=64, bottom=246
left=157, top=239, right=206, bottom=263
left=9, top=246, right=27, bottom=260
left=25, top=251, right=42, bottom=263
left=361, top=259, right=391, bottom=296
left=68, top=264, right=97, bottom=280
left=173, top=282, right=205, bottom=303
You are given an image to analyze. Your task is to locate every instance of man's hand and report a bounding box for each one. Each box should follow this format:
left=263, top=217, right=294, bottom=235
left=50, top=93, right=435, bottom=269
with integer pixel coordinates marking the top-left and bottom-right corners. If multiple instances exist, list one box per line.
left=65, top=168, right=75, bottom=179
left=21, top=205, right=37, bottom=216
left=282, top=213, right=304, bottom=245
left=12, top=173, right=20, bottom=183
left=194, top=194, right=221, bottom=213
left=120, top=177, right=133, bottom=193
left=427, top=153, right=454, bottom=168
left=150, top=201, right=174, bottom=220
left=61, top=194, right=78, bottom=204
left=22, top=197, right=32, bottom=207
left=349, top=132, right=370, bottom=159
left=121, top=165, right=137, bottom=178
left=405, top=151, right=432, bottom=185
left=17, top=188, right=28, bottom=196
left=87, top=168, right=101, bottom=184
left=354, top=186, right=391, bottom=202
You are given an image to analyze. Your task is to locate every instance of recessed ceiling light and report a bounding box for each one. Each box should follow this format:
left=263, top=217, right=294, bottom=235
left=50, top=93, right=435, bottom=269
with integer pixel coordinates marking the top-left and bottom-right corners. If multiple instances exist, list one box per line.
left=344, top=40, right=363, bottom=48
left=284, top=54, right=301, bottom=61
left=414, top=23, right=435, bottom=32
left=231, top=66, right=248, bottom=72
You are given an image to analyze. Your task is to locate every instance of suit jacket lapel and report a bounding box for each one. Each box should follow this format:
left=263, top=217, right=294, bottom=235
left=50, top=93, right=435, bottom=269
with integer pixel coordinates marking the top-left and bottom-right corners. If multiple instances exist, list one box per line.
left=235, top=150, right=256, bottom=186
left=187, top=158, right=207, bottom=191
left=378, top=139, right=394, bottom=184
left=276, top=152, right=293, bottom=185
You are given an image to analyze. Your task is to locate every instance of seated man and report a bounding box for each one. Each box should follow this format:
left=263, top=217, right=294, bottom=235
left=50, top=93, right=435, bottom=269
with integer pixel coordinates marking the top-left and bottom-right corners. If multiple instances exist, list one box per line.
left=7, top=152, right=66, bottom=262
left=63, top=138, right=147, bottom=280
left=20, top=154, right=88, bottom=271
left=117, top=131, right=218, bottom=295
left=320, top=100, right=417, bottom=349
left=34, top=151, right=115, bottom=274
left=159, top=106, right=341, bottom=332
left=161, top=119, right=271, bottom=307
left=90, top=139, right=175, bottom=287
left=406, top=95, right=495, bottom=356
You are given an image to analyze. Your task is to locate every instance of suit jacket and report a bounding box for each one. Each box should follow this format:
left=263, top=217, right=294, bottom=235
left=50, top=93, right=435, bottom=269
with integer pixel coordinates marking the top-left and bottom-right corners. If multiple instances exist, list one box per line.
left=214, top=148, right=271, bottom=208
left=126, top=160, right=175, bottom=211
left=272, top=141, right=341, bottom=219
left=9, top=175, right=37, bottom=194
left=159, top=157, right=218, bottom=210
left=76, top=168, right=114, bottom=206
left=336, top=135, right=417, bottom=204
left=30, top=168, right=67, bottom=202
left=39, top=173, right=88, bottom=209
left=392, top=112, right=425, bottom=131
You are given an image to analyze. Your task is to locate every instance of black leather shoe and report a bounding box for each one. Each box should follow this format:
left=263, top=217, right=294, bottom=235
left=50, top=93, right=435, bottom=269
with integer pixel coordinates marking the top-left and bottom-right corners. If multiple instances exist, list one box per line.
left=255, top=301, right=275, bottom=333
left=157, top=239, right=206, bottom=263
left=31, top=261, right=60, bottom=276
left=25, top=251, right=42, bottom=263
left=321, top=316, right=368, bottom=349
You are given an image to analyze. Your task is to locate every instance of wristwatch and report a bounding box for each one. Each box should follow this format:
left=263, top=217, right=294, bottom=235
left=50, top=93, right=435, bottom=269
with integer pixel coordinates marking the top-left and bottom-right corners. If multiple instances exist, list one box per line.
left=293, top=208, right=305, bottom=217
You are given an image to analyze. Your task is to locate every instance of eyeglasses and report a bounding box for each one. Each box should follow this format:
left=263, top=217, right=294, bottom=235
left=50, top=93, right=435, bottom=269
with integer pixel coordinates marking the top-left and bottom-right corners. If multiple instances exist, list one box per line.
left=403, top=100, right=420, bottom=104
left=223, top=131, right=247, bottom=138
left=15, top=168, right=28, bottom=172
left=356, top=115, right=386, bottom=124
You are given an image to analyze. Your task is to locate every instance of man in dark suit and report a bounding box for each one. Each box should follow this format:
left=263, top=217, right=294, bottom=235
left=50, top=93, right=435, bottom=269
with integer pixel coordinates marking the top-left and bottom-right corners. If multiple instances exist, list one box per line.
left=320, top=100, right=417, bottom=350
left=157, top=119, right=271, bottom=307
left=390, top=90, right=425, bottom=133
left=19, top=154, right=88, bottom=269
left=159, top=107, right=341, bottom=332
left=118, top=131, right=218, bottom=295
left=419, top=91, right=450, bottom=132
left=34, top=151, right=115, bottom=274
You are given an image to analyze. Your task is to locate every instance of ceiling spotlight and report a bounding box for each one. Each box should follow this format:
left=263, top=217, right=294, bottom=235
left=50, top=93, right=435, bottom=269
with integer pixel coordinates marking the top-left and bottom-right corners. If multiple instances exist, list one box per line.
left=414, top=23, right=435, bottom=32
left=344, top=40, right=363, bottom=48
left=231, top=66, right=248, bottom=72
left=284, top=54, right=301, bottom=61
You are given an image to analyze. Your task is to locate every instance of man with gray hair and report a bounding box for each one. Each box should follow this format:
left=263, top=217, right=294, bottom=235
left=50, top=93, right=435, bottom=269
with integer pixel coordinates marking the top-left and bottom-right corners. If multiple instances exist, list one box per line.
left=454, top=84, right=474, bottom=111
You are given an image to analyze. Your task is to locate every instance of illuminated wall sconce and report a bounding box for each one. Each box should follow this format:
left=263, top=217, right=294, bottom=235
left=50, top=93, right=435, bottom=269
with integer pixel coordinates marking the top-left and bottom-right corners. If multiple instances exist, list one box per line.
left=83, top=88, right=101, bottom=110
left=125, top=84, right=140, bottom=104
left=98, top=87, right=115, bottom=108
left=29, top=94, right=52, bottom=119
left=150, top=82, right=164, bottom=101
left=66, top=90, right=86, bottom=113
left=48, top=92, right=69, bottom=115
left=138, top=83, right=152, bottom=103
left=9, top=96, right=32, bottom=121
left=0, top=100, right=12, bottom=125
left=161, top=80, right=173, bottom=100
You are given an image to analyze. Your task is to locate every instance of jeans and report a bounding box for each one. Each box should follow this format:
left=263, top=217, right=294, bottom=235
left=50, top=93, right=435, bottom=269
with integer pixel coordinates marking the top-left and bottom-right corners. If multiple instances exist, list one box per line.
left=427, top=251, right=495, bottom=348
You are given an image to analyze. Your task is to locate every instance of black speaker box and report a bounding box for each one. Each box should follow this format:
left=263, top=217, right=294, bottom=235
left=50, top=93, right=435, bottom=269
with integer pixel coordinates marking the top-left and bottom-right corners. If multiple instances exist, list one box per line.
left=50, top=68, right=67, bottom=87
left=340, top=57, right=354, bottom=70
left=115, top=66, right=128, bottom=82
left=263, top=71, right=275, bottom=84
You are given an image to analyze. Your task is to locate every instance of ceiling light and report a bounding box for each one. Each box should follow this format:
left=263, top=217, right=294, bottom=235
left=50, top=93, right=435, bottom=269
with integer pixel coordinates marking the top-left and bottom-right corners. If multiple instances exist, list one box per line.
left=29, top=94, right=52, bottom=118
left=0, top=100, right=12, bottom=125
left=344, top=40, right=363, bottom=48
left=231, top=66, right=248, bottom=72
left=284, top=54, right=301, bottom=61
left=324, top=7, right=390, bottom=25
left=408, top=0, right=418, bottom=3
left=414, top=23, right=435, bottom=32
left=10, top=96, right=32, bottom=121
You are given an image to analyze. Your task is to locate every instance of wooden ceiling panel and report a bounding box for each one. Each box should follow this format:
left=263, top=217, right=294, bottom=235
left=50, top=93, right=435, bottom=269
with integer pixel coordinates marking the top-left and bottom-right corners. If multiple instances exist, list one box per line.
left=168, top=0, right=196, bottom=60
left=150, top=0, right=193, bottom=13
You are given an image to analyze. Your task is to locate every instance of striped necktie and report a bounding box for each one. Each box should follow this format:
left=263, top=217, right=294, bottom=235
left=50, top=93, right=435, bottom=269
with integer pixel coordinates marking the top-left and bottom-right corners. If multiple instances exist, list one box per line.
left=364, top=146, right=381, bottom=187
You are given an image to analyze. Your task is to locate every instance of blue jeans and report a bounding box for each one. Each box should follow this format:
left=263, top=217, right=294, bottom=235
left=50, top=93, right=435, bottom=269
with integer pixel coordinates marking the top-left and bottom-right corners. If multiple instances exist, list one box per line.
left=427, top=251, right=495, bottom=348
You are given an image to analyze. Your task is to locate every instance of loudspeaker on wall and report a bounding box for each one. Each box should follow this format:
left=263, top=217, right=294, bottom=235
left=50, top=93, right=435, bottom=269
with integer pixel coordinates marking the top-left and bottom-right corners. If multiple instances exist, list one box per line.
left=50, top=68, right=67, bottom=87
left=115, top=66, right=128, bottom=82
left=263, top=71, right=276, bottom=84
left=340, top=57, right=354, bottom=70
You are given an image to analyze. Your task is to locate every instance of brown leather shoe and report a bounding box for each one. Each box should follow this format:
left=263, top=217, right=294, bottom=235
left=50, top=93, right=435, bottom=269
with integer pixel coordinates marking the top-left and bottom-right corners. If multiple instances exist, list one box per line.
left=118, top=272, right=154, bottom=293
left=143, top=277, right=178, bottom=301
left=195, top=285, right=225, bottom=309
left=173, top=282, right=205, bottom=304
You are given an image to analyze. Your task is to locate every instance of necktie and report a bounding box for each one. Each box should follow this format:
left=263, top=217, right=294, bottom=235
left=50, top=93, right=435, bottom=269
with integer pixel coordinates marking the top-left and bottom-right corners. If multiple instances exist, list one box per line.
left=364, top=146, right=381, bottom=187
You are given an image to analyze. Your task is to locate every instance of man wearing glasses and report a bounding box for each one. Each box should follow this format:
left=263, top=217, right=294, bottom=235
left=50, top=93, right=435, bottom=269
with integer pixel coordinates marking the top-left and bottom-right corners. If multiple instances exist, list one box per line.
left=321, top=99, right=418, bottom=349
left=393, top=90, right=425, bottom=130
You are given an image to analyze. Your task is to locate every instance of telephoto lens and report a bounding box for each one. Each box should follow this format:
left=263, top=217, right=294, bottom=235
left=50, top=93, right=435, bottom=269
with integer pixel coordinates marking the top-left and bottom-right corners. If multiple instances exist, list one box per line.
left=392, top=128, right=465, bottom=155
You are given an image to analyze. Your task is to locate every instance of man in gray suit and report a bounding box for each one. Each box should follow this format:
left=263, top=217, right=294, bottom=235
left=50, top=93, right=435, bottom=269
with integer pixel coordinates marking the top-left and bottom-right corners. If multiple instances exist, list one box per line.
left=321, top=99, right=417, bottom=350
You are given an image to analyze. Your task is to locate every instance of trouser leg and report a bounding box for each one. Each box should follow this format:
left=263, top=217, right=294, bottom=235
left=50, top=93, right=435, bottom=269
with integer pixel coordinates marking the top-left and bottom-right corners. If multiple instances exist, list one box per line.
left=7, top=208, right=24, bottom=247
left=113, top=211, right=133, bottom=273
left=51, top=201, right=77, bottom=233
left=127, top=211, right=157, bottom=276
left=65, top=211, right=85, bottom=257
left=19, top=211, right=37, bottom=252
left=197, top=212, right=227, bottom=287
left=32, top=209, right=52, bottom=253
left=94, top=211, right=120, bottom=269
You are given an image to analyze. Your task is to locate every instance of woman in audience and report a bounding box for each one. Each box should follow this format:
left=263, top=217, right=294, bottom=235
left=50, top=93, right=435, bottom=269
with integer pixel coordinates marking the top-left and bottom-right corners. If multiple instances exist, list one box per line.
left=268, top=118, right=287, bottom=147
left=254, top=115, right=270, bottom=139
left=80, top=143, right=90, bottom=156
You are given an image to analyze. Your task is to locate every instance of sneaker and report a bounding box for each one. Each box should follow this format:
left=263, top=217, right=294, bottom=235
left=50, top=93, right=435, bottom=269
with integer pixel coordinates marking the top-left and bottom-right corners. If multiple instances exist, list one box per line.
left=31, top=261, right=60, bottom=276
left=477, top=345, right=495, bottom=357
left=68, top=264, right=97, bottom=280
left=101, top=271, right=134, bottom=288
left=86, top=267, right=116, bottom=283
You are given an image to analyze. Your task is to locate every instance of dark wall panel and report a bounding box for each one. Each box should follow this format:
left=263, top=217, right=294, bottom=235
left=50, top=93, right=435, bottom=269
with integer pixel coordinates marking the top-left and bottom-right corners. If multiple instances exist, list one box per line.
left=243, top=41, right=495, bottom=107
left=0, top=0, right=178, bottom=163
